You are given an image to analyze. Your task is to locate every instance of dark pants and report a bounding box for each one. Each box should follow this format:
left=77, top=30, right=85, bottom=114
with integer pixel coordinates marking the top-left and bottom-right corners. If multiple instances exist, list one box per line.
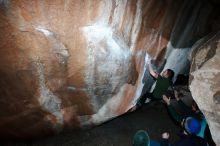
left=138, top=93, right=158, bottom=105
left=139, top=92, right=153, bottom=105
left=137, top=92, right=161, bottom=106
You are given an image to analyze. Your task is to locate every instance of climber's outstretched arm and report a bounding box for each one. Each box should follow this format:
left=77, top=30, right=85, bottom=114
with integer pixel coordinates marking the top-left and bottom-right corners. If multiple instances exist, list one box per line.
left=148, top=62, right=158, bottom=79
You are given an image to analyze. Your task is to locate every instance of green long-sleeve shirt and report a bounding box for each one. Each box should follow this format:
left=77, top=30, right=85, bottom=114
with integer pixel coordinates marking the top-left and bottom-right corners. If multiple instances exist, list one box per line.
left=152, top=75, right=172, bottom=99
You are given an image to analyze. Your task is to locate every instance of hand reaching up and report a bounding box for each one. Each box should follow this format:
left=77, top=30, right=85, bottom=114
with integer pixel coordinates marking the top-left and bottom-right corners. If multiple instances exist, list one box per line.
left=163, top=95, right=171, bottom=105
left=162, top=132, right=170, bottom=139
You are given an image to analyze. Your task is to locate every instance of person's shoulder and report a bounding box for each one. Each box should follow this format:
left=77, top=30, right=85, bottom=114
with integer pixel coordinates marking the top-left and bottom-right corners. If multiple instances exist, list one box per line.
left=157, top=75, right=163, bottom=80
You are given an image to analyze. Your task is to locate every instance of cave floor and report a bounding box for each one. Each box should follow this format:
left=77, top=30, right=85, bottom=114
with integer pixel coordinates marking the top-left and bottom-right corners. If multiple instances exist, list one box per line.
left=2, top=101, right=181, bottom=146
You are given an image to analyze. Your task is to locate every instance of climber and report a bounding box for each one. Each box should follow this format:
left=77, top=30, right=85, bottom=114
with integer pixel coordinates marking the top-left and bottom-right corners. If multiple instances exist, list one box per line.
left=130, top=60, right=174, bottom=111
left=133, top=117, right=208, bottom=146
left=162, top=90, right=207, bottom=138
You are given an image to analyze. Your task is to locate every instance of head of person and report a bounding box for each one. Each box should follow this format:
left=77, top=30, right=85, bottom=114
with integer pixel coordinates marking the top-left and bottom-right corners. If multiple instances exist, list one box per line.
left=133, top=130, right=150, bottom=146
left=162, top=69, right=174, bottom=80
left=182, top=117, right=201, bottom=135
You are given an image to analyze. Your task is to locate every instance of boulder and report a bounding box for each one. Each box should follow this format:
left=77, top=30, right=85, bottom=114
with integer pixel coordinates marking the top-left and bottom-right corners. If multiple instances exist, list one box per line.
left=0, top=0, right=218, bottom=139
left=189, top=32, right=220, bottom=145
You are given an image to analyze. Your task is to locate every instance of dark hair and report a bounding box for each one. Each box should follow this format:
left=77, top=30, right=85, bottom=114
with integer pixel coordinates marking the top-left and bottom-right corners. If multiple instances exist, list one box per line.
left=167, top=69, right=174, bottom=80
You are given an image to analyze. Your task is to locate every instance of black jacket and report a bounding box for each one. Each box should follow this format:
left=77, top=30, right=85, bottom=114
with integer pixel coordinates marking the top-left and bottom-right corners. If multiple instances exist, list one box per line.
left=160, top=134, right=208, bottom=146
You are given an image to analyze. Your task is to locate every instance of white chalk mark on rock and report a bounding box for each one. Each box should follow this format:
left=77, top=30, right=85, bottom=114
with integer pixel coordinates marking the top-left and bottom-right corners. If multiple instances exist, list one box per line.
left=35, top=26, right=70, bottom=64
left=36, top=62, right=64, bottom=132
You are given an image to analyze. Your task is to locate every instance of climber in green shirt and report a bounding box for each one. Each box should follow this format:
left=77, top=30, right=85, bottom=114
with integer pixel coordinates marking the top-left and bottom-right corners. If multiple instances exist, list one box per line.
left=130, top=61, right=174, bottom=111
left=138, top=61, right=174, bottom=103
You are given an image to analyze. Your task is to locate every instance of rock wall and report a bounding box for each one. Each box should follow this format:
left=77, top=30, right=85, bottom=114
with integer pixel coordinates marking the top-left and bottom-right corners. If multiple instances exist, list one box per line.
left=190, top=32, right=220, bottom=145
left=0, top=0, right=219, bottom=139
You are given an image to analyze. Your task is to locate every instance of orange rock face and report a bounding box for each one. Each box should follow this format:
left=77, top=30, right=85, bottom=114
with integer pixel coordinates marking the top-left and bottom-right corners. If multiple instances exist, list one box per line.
left=0, top=0, right=217, bottom=138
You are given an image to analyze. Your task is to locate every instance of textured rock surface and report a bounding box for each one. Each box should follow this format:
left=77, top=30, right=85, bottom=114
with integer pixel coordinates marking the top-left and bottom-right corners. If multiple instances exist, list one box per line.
left=0, top=0, right=219, bottom=139
left=189, top=32, right=220, bottom=145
